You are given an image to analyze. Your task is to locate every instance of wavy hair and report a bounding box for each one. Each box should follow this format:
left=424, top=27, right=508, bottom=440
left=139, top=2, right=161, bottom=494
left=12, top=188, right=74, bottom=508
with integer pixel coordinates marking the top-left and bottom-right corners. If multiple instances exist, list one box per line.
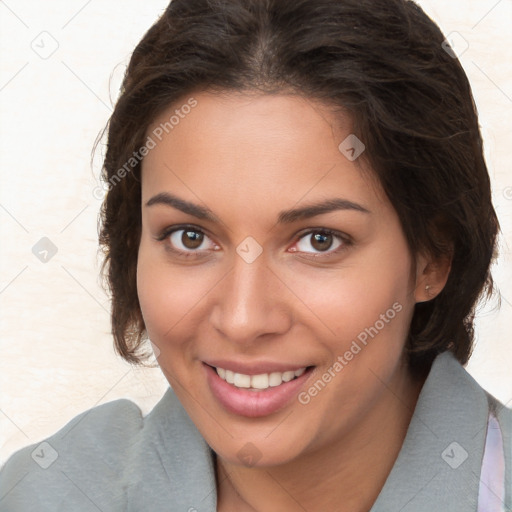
left=97, top=0, right=499, bottom=372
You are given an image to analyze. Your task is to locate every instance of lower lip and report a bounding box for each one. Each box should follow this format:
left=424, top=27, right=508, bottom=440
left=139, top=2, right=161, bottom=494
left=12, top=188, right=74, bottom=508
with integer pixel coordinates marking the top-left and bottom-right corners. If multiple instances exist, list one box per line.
left=204, top=363, right=314, bottom=418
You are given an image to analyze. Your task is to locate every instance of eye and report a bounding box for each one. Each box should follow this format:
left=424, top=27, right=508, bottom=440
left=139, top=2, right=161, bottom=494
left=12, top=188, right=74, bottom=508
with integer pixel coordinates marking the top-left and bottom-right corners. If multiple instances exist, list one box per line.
left=292, top=229, right=347, bottom=255
left=157, top=225, right=218, bottom=255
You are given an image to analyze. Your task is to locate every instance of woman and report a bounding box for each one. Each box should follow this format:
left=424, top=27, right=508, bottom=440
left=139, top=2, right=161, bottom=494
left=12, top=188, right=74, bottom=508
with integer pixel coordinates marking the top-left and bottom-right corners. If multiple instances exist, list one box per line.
left=0, top=0, right=510, bottom=510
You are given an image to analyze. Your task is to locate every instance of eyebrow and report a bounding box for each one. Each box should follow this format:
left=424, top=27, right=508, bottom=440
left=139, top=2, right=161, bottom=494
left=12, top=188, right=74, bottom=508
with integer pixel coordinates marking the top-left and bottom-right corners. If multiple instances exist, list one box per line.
left=145, top=192, right=370, bottom=224
left=278, top=198, right=370, bottom=223
left=145, top=192, right=220, bottom=222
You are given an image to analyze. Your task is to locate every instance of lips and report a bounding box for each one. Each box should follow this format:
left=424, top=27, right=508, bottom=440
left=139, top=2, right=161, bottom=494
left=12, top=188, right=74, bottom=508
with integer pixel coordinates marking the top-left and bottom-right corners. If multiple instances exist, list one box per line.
left=203, top=362, right=315, bottom=417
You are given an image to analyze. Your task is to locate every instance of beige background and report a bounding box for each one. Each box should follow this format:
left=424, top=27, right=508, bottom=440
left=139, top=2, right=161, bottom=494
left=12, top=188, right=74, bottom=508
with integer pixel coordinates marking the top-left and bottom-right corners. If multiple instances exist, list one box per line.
left=0, top=0, right=511, bottom=465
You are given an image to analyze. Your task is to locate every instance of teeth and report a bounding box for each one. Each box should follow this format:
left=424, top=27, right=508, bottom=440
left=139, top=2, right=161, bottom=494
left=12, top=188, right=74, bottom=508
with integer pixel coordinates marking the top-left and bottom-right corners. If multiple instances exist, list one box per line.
left=233, top=373, right=251, bottom=388
left=269, top=372, right=283, bottom=387
left=215, top=366, right=308, bottom=390
left=251, top=374, right=269, bottom=389
left=282, top=371, right=295, bottom=382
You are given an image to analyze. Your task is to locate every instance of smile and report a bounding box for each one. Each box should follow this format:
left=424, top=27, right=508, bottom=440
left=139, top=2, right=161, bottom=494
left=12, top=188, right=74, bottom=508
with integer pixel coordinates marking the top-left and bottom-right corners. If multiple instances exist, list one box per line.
left=215, top=366, right=307, bottom=391
left=204, top=363, right=315, bottom=417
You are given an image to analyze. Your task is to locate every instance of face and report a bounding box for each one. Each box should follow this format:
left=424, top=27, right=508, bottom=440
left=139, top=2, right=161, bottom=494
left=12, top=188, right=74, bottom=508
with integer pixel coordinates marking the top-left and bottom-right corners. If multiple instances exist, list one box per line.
left=137, top=92, right=426, bottom=467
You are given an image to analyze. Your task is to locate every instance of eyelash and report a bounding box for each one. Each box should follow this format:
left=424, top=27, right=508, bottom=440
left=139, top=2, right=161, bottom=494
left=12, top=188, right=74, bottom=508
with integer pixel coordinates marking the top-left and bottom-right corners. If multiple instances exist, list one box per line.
left=155, top=224, right=352, bottom=259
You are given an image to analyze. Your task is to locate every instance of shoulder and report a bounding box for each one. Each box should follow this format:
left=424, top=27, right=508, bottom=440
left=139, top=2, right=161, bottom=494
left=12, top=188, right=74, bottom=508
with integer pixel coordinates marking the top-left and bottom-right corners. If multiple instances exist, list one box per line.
left=1, top=395, right=144, bottom=468
left=372, top=351, right=512, bottom=511
left=426, top=352, right=512, bottom=508
left=0, top=397, right=143, bottom=510
left=0, top=388, right=216, bottom=511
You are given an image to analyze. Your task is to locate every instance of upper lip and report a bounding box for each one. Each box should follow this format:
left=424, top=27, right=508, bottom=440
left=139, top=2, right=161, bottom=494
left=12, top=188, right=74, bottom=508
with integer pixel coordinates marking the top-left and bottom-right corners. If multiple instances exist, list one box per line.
left=203, top=359, right=312, bottom=375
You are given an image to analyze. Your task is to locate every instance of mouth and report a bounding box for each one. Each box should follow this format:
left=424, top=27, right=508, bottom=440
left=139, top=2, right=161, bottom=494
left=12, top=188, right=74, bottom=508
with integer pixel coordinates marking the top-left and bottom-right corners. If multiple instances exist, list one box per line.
left=210, top=364, right=309, bottom=391
left=203, top=362, right=315, bottom=417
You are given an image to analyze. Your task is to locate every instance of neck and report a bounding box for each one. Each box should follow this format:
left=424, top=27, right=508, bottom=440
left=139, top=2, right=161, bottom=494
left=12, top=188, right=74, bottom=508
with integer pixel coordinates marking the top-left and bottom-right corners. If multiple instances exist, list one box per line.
left=216, top=361, right=427, bottom=512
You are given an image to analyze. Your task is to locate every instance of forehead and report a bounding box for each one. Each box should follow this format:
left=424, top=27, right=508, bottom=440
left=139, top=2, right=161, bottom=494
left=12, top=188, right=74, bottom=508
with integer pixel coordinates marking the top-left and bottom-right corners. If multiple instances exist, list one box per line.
left=141, top=92, right=387, bottom=222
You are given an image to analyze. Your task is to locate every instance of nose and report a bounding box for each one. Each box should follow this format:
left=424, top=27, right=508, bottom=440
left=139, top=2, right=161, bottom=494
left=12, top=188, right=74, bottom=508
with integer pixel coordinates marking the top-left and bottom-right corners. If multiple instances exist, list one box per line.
left=209, top=255, right=293, bottom=345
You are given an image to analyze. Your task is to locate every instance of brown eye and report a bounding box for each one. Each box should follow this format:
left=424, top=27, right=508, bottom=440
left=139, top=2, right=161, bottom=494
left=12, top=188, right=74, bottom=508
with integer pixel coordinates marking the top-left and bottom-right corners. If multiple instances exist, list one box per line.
left=166, top=228, right=215, bottom=253
left=294, top=229, right=345, bottom=255
left=310, top=232, right=333, bottom=252
left=182, top=230, right=204, bottom=249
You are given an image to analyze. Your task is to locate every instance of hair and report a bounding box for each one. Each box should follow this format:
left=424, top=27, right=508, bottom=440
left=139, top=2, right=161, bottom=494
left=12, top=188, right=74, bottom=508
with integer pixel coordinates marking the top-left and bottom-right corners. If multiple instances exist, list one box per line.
left=97, top=0, right=499, bottom=373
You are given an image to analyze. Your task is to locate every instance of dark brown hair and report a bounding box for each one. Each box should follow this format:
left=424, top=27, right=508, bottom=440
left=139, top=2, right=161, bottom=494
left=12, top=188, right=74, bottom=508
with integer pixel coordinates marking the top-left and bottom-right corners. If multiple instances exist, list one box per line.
left=98, top=0, right=499, bottom=372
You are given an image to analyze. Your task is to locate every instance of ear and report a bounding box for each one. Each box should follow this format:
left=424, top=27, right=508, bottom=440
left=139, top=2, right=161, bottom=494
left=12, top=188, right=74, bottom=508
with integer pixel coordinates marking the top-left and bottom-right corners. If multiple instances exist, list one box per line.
left=414, top=252, right=452, bottom=303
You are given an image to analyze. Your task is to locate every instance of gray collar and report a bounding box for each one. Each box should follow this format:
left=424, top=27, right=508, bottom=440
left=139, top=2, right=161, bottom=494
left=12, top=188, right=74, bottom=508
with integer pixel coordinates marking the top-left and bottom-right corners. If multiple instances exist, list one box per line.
left=370, top=351, right=490, bottom=511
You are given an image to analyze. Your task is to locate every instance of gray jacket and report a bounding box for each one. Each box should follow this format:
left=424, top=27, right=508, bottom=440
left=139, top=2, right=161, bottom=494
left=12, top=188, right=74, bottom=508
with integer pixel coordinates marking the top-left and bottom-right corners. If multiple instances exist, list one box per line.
left=0, top=351, right=510, bottom=511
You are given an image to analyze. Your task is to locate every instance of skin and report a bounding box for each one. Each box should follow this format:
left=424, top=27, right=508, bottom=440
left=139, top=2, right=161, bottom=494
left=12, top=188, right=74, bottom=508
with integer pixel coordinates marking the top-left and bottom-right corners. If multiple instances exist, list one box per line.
left=136, top=92, right=450, bottom=511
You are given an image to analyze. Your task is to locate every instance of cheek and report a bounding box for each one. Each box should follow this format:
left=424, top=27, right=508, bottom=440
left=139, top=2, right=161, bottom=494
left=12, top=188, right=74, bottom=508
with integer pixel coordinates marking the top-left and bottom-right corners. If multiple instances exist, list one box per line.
left=297, top=246, right=414, bottom=348
left=293, top=247, right=414, bottom=432
left=135, top=240, right=207, bottom=347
